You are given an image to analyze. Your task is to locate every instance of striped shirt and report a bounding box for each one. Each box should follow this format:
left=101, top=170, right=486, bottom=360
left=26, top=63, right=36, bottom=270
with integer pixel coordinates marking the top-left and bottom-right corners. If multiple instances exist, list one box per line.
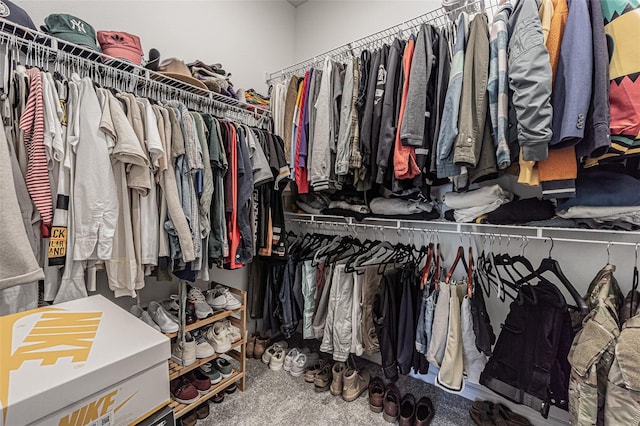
left=20, top=68, right=52, bottom=235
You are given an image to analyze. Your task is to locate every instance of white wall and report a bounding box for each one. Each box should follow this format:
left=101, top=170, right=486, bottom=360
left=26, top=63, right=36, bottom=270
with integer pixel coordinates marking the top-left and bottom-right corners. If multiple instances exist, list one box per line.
left=292, top=0, right=442, bottom=61
left=19, top=0, right=296, bottom=94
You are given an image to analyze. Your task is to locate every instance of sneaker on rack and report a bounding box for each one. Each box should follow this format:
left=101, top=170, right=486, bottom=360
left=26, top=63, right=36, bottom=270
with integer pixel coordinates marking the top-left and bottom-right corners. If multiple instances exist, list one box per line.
left=220, top=319, right=241, bottom=342
left=162, top=295, right=180, bottom=314
left=186, top=370, right=212, bottom=395
left=192, top=331, right=215, bottom=358
left=170, top=377, right=200, bottom=404
left=213, top=357, right=233, bottom=378
left=207, top=285, right=241, bottom=310
left=171, top=333, right=197, bottom=366
left=188, top=286, right=214, bottom=319
left=204, top=322, right=232, bottom=353
left=199, top=363, right=222, bottom=384
left=129, top=305, right=161, bottom=333
left=148, top=301, right=179, bottom=333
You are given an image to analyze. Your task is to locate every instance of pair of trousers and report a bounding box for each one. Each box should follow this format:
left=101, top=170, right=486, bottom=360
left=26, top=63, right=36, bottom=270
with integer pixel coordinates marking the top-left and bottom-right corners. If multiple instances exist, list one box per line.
left=320, top=264, right=355, bottom=361
left=373, top=268, right=402, bottom=381
left=416, top=285, right=436, bottom=354
left=361, top=266, right=381, bottom=354
left=301, top=260, right=317, bottom=339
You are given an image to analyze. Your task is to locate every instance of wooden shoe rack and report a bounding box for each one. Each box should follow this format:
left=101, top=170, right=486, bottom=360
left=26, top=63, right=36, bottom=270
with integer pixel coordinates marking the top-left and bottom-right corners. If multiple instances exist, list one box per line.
left=165, top=285, right=247, bottom=419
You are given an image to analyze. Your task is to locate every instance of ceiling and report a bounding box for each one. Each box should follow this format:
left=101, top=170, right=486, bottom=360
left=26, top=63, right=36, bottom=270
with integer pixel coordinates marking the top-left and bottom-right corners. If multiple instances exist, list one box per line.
left=287, top=0, right=309, bottom=7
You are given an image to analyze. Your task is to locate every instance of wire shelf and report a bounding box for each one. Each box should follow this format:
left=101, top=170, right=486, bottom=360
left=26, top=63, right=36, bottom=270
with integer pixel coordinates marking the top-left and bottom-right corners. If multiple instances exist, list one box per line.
left=267, top=0, right=501, bottom=84
left=0, top=18, right=271, bottom=126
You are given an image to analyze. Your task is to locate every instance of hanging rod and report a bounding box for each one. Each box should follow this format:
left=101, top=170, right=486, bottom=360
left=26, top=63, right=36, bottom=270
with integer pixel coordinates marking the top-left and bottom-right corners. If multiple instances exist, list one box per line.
left=287, top=214, right=640, bottom=248
left=0, top=18, right=270, bottom=124
left=266, top=0, right=498, bottom=85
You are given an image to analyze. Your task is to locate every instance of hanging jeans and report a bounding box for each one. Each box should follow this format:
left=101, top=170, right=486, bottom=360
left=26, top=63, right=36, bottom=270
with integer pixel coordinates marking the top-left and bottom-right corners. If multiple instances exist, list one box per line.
left=302, top=260, right=318, bottom=339
left=461, top=295, right=487, bottom=384
left=416, top=285, right=436, bottom=354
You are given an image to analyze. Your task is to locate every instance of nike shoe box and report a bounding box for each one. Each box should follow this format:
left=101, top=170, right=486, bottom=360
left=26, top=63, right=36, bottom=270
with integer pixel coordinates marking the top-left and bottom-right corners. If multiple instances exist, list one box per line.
left=0, top=295, right=171, bottom=426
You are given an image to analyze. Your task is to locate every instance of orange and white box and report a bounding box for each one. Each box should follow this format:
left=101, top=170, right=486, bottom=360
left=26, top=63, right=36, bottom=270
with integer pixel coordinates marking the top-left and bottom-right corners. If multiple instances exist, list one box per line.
left=0, top=295, right=171, bottom=426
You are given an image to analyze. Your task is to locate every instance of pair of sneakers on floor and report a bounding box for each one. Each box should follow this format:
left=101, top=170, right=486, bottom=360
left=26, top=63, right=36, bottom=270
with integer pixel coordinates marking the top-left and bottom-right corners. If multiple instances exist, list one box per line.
left=307, top=360, right=370, bottom=402
left=261, top=342, right=318, bottom=377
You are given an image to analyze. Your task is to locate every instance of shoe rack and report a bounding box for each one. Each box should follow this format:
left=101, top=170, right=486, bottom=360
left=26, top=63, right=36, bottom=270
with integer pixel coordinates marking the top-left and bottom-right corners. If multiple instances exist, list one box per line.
left=166, top=283, right=247, bottom=420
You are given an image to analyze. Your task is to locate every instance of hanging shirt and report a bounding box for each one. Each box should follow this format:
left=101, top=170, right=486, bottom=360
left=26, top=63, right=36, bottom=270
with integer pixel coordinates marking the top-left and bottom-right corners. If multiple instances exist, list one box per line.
left=20, top=68, right=52, bottom=236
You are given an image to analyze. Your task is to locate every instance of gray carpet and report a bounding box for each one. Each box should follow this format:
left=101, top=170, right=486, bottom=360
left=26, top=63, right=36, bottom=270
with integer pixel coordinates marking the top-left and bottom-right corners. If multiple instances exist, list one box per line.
left=196, top=357, right=473, bottom=425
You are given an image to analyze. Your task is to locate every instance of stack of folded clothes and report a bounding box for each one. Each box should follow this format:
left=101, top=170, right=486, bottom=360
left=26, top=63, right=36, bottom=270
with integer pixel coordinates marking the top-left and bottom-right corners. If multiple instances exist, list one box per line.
left=322, top=194, right=371, bottom=221
left=369, top=197, right=440, bottom=221
left=444, top=184, right=513, bottom=223
left=481, top=198, right=556, bottom=225
left=187, top=60, right=237, bottom=98
left=296, top=193, right=330, bottom=214
left=244, top=89, right=270, bottom=107
left=556, top=168, right=640, bottom=230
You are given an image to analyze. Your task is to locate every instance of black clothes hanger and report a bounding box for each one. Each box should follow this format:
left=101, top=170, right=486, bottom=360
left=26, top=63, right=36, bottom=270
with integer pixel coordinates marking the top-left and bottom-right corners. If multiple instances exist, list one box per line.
left=511, top=239, right=589, bottom=314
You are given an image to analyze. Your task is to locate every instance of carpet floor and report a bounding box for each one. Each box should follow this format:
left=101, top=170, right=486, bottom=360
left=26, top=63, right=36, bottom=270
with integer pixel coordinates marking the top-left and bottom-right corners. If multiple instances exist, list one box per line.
left=195, top=356, right=473, bottom=426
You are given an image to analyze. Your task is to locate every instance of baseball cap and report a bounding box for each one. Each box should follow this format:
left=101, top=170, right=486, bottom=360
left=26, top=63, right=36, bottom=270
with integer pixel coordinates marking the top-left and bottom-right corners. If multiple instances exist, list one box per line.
left=41, top=14, right=100, bottom=51
left=0, top=0, right=37, bottom=35
left=97, top=31, right=143, bottom=65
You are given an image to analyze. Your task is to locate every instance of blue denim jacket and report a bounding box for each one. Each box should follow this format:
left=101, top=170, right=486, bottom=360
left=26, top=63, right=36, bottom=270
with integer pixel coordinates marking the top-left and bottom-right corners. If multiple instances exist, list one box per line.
left=436, top=13, right=468, bottom=178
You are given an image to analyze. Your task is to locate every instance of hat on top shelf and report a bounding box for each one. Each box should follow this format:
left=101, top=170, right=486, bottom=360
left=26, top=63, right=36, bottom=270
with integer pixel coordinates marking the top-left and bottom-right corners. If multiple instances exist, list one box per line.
left=0, top=0, right=37, bottom=33
left=97, top=31, right=143, bottom=65
left=158, top=57, right=208, bottom=90
left=41, top=13, right=100, bottom=51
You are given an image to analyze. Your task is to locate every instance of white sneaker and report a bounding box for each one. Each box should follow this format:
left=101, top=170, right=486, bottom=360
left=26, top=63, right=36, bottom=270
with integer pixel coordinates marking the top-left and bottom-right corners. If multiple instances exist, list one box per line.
left=269, top=348, right=286, bottom=371
left=130, top=305, right=161, bottom=333
left=171, top=333, right=196, bottom=366
left=290, top=352, right=319, bottom=377
left=204, top=322, right=232, bottom=353
left=221, top=319, right=241, bottom=342
left=283, top=348, right=302, bottom=372
left=148, top=301, right=179, bottom=333
left=262, top=341, right=289, bottom=364
left=188, top=286, right=214, bottom=319
left=193, top=332, right=215, bottom=358
left=207, top=285, right=241, bottom=310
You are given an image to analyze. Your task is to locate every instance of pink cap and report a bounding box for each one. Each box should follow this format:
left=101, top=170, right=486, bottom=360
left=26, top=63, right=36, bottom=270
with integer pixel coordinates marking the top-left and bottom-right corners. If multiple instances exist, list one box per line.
left=97, top=31, right=143, bottom=65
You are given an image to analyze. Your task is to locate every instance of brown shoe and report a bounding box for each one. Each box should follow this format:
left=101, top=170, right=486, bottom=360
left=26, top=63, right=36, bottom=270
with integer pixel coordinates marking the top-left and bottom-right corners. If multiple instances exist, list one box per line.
left=329, top=362, right=346, bottom=396
left=195, top=403, right=209, bottom=419
left=368, top=376, right=385, bottom=413
left=383, top=383, right=401, bottom=423
left=342, top=367, right=371, bottom=402
left=212, top=392, right=225, bottom=404
left=398, top=393, right=416, bottom=426
left=246, top=333, right=257, bottom=359
left=253, top=336, right=268, bottom=360
left=415, top=396, right=435, bottom=426
left=314, top=363, right=333, bottom=392
left=180, top=411, right=197, bottom=426
left=305, top=359, right=327, bottom=383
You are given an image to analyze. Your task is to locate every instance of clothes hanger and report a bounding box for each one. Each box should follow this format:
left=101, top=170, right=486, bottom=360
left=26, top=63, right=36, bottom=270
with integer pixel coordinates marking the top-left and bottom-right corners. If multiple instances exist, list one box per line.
left=511, top=238, right=589, bottom=314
